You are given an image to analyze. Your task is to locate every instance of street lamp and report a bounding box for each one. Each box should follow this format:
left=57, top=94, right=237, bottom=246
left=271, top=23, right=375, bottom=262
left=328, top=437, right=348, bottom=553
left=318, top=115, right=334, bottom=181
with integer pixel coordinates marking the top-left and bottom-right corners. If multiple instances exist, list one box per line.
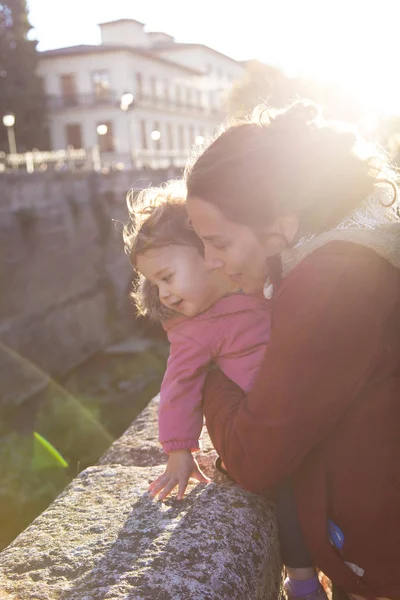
left=96, top=124, right=108, bottom=136
left=2, top=113, right=17, bottom=155
left=94, top=124, right=108, bottom=171
left=120, top=92, right=135, bottom=169
left=120, top=92, right=134, bottom=112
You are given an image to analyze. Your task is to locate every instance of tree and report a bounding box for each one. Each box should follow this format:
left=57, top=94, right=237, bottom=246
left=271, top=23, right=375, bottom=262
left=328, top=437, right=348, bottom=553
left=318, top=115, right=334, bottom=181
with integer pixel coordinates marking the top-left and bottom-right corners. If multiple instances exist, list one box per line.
left=226, top=60, right=362, bottom=125
left=226, top=60, right=291, bottom=117
left=0, top=0, right=47, bottom=152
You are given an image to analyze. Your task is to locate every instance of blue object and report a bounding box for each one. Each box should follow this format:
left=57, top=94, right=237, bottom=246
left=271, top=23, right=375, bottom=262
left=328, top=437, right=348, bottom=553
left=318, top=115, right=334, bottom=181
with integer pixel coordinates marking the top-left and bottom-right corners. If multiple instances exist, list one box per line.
left=328, top=519, right=345, bottom=550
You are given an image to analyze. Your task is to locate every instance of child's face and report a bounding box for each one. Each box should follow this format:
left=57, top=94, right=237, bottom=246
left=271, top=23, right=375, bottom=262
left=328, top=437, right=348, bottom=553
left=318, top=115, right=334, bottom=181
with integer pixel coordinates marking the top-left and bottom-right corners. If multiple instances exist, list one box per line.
left=136, top=244, right=234, bottom=317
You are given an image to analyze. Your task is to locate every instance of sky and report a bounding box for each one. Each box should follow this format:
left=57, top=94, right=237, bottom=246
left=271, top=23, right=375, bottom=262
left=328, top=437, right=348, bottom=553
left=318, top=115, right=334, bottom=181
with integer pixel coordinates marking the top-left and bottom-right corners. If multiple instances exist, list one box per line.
left=27, top=0, right=400, bottom=120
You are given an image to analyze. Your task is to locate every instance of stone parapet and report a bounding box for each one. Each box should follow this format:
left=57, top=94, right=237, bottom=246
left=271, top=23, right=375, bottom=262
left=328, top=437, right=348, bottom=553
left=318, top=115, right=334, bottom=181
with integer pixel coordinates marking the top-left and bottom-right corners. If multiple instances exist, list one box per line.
left=0, top=398, right=283, bottom=599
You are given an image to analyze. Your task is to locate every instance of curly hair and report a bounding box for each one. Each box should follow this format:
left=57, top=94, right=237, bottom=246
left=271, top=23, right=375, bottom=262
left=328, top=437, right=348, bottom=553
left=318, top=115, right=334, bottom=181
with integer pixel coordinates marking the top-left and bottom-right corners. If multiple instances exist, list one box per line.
left=185, top=100, right=398, bottom=237
left=123, top=179, right=204, bottom=321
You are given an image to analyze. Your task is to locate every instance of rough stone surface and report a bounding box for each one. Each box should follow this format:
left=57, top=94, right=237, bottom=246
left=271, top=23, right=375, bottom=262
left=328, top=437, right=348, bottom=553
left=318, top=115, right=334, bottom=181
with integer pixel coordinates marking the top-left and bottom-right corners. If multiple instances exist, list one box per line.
left=0, top=397, right=283, bottom=599
left=106, top=338, right=155, bottom=356
left=0, top=170, right=167, bottom=405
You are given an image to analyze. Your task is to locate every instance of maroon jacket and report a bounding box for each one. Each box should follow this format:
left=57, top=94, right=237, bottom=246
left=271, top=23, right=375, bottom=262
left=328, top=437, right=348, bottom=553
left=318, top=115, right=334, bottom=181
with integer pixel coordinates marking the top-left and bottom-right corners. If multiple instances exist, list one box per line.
left=203, top=241, right=400, bottom=599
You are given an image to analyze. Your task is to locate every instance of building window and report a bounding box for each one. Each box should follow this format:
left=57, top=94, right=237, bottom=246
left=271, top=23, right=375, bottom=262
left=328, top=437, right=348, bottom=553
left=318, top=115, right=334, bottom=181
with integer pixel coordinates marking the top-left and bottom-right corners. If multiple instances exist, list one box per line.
left=65, top=123, right=83, bottom=148
left=175, top=85, right=182, bottom=107
left=60, top=73, right=77, bottom=106
left=42, top=126, right=52, bottom=150
left=167, top=123, right=173, bottom=150
left=136, top=73, right=143, bottom=97
left=97, top=121, right=114, bottom=152
left=151, top=76, right=157, bottom=98
left=209, top=90, right=214, bottom=107
left=196, top=89, right=202, bottom=108
left=141, top=119, right=147, bottom=150
left=186, top=87, right=192, bottom=107
left=178, top=125, right=185, bottom=150
left=164, top=79, right=169, bottom=101
left=188, top=125, right=195, bottom=146
left=92, top=70, right=111, bottom=101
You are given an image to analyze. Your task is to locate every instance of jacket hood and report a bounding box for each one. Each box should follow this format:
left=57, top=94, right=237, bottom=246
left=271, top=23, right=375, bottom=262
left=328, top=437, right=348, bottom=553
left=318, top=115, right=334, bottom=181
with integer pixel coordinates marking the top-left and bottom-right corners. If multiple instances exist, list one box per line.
left=281, top=221, right=400, bottom=278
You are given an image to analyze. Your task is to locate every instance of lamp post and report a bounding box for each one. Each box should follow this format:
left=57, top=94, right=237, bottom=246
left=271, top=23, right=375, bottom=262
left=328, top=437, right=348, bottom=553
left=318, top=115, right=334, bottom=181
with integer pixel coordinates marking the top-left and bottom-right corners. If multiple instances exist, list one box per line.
left=120, top=92, right=135, bottom=169
left=3, top=113, right=17, bottom=155
left=94, top=123, right=108, bottom=171
left=151, top=130, right=162, bottom=169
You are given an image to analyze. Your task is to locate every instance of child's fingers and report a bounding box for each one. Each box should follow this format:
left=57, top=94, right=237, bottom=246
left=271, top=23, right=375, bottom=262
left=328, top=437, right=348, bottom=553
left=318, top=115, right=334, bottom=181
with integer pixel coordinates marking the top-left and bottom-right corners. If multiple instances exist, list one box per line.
left=157, top=479, right=178, bottom=501
left=177, top=477, right=189, bottom=501
left=148, top=474, right=166, bottom=490
left=149, top=475, right=172, bottom=497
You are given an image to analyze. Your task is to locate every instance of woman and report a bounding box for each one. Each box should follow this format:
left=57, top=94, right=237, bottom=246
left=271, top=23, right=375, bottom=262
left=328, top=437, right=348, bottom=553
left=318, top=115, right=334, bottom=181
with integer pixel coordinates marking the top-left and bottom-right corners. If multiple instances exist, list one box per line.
left=185, top=101, right=400, bottom=600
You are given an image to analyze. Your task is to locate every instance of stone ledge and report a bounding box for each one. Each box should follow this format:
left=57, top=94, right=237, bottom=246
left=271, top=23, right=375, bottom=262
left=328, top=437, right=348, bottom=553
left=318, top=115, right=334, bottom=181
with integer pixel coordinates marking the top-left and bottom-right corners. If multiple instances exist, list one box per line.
left=0, top=398, right=283, bottom=599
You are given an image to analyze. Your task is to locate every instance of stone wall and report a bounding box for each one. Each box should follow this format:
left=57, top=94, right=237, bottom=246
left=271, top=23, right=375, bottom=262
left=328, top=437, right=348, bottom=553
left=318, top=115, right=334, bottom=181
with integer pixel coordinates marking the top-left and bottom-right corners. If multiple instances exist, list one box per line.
left=0, top=396, right=283, bottom=599
left=0, top=169, right=172, bottom=406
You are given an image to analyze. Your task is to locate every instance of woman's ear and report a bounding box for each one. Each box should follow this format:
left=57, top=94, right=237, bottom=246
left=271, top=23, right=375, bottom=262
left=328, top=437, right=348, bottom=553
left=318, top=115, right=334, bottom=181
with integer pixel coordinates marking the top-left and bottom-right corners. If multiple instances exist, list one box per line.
left=259, top=213, right=299, bottom=252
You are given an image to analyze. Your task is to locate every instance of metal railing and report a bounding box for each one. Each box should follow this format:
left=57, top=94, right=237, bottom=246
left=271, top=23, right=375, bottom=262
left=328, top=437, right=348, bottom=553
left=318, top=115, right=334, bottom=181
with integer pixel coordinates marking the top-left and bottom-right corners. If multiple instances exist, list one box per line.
left=45, top=91, right=223, bottom=117
left=46, top=91, right=119, bottom=110
left=0, top=147, right=192, bottom=173
left=0, top=148, right=88, bottom=173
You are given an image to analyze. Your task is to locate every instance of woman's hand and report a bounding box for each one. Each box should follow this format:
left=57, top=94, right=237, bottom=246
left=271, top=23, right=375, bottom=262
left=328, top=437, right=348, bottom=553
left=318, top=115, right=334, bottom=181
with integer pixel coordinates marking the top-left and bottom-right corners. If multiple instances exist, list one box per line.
left=148, top=449, right=210, bottom=501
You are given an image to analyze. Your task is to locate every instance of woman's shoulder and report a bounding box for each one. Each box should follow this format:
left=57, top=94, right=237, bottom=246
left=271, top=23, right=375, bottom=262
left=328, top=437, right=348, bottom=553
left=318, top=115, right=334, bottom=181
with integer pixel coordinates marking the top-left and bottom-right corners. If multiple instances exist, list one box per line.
left=289, top=239, right=396, bottom=279
left=279, top=240, right=399, bottom=314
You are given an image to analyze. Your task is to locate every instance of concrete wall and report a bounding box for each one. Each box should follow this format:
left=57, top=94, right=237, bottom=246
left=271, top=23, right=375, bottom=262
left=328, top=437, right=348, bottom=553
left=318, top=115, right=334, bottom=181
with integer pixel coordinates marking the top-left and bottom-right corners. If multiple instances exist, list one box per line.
left=0, top=170, right=168, bottom=406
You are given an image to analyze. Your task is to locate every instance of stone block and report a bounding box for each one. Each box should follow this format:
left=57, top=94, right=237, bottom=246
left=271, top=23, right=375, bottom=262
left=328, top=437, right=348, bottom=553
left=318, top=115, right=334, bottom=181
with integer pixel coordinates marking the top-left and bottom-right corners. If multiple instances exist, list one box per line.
left=0, top=463, right=281, bottom=600
left=0, top=397, right=283, bottom=599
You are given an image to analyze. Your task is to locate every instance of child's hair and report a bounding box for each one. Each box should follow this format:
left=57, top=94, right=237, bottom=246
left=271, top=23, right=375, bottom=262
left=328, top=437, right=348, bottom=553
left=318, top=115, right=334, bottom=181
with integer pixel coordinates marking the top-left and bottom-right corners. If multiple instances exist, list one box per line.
left=185, top=100, right=399, bottom=237
left=123, top=179, right=203, bottom=267
left=123, top=179, right=203, bottom=321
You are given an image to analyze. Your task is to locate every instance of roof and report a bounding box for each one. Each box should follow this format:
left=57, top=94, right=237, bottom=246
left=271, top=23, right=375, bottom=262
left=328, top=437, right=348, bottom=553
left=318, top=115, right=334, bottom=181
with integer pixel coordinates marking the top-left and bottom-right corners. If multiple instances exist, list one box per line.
left=39, top=44, right=202, bottom=75
left=152, top=42, right=244, bottom=67
left=98, top=18, right=145, bottom=27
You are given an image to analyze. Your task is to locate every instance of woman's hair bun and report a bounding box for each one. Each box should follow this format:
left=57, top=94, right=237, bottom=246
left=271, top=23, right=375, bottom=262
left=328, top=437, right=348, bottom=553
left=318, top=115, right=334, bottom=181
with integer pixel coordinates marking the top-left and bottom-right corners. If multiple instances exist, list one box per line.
left=270, top=100, right=320, bottom=129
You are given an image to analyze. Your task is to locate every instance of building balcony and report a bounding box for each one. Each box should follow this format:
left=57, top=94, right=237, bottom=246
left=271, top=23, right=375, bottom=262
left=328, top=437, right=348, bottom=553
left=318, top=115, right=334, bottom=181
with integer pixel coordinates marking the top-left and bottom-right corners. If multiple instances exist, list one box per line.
left=46, top=91, right=119, bottom=110
left=46, top=91, right=223, bottom=118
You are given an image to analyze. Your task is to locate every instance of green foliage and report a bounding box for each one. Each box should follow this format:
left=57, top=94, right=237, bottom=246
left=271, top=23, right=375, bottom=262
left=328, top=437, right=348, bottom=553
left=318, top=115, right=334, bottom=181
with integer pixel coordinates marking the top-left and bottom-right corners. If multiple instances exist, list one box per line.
left=0, top=0, right=47, bottom=152
left=227, top=60, right=290, bottom=117
left=0, top=344, right=168, bottom=551
left=35, top=392, right=113, bottom=472
left=0, top=393, right=112, bottom=549
left=0, top=431, right=70, bottom=549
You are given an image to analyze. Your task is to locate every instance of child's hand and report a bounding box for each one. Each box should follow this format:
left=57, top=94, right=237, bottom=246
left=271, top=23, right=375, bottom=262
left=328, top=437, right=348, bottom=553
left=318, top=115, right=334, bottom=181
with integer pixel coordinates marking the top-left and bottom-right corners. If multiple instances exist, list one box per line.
left=149, top=449, right=210, bottom=501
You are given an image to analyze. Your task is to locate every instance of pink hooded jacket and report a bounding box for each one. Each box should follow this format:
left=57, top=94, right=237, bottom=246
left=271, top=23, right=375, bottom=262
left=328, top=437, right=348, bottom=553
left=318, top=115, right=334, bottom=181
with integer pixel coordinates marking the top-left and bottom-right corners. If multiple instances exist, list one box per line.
left=160, top=293, right=271, bottom=453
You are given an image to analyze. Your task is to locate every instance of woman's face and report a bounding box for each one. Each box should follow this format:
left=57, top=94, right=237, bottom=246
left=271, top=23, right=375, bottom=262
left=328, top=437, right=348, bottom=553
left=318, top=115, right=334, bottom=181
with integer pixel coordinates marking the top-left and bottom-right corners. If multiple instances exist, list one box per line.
left=187, top=196, right=297, bottom=294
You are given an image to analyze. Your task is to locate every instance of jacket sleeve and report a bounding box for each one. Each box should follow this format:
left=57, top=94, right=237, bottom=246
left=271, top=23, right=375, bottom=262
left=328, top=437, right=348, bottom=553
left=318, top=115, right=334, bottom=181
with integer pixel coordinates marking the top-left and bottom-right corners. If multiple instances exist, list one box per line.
left=203, top=245, right=386, bottom=493
left=159, top=330, right=212, bottom=454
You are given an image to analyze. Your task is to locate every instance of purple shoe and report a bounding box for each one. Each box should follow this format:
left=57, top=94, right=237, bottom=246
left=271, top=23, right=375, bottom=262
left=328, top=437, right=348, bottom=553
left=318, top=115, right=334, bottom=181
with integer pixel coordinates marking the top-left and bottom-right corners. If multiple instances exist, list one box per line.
left=284, top=579, right=328, bottom=600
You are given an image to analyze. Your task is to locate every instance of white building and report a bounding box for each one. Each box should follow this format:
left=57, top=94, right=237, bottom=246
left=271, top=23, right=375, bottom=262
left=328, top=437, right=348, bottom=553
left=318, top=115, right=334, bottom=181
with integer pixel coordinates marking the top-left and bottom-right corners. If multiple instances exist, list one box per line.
left=38, top=19, right=245, bottom=169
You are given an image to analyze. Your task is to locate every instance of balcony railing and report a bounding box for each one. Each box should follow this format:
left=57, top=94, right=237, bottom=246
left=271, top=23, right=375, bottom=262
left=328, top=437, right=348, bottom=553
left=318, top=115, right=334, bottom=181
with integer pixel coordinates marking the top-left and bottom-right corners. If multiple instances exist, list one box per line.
left=46, top=91, right=223, bottom=117
left=46, top=91, right=119, bottom=110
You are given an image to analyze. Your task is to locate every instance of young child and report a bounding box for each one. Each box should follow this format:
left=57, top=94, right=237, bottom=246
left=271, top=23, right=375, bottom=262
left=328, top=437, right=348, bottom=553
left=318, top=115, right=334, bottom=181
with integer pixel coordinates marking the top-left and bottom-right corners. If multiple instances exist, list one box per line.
left=123, top=180, right=327, bottom=600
